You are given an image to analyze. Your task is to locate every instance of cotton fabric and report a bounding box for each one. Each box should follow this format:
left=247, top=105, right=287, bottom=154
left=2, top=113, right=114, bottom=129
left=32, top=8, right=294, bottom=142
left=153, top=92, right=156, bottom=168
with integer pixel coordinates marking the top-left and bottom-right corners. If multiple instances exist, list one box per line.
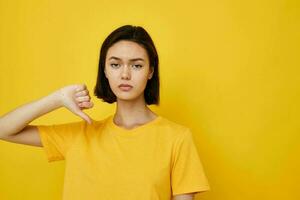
left=37, top=114, right=210, bottom=199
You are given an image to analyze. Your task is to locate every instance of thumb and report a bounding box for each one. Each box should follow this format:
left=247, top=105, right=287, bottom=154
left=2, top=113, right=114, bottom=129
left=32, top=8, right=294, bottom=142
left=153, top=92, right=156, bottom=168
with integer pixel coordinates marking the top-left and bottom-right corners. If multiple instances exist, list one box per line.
left=73, top=108, right=93, bottom=124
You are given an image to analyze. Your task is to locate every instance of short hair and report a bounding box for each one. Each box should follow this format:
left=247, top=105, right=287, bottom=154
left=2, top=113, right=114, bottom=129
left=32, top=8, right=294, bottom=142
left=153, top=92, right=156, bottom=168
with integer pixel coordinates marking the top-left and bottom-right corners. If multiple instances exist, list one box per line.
left=94, top=25, right=160, bottom=105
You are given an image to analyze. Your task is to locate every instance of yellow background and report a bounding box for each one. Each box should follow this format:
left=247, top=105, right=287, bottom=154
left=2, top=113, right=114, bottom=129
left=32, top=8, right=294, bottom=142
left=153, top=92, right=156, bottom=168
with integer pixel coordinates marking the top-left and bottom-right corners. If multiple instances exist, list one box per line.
left=0, top=0, right=299, bottom=199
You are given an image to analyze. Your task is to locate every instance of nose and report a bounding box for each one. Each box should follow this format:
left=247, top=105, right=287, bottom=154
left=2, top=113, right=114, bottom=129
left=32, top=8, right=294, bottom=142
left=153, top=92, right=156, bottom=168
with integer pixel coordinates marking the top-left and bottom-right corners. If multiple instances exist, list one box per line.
left=121, top=65, right=131, bottom=80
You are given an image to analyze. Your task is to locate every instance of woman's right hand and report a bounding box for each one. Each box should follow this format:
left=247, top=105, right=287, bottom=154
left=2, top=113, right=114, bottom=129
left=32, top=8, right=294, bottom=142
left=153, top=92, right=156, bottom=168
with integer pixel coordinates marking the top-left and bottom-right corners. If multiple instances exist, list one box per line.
left=57, top=84, right=94, bottom=124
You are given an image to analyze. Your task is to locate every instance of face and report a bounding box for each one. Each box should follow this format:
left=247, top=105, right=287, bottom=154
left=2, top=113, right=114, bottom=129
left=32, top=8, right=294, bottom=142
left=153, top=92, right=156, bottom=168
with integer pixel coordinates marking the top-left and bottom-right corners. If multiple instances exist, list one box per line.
left=104, top=40, right=154, bottom=102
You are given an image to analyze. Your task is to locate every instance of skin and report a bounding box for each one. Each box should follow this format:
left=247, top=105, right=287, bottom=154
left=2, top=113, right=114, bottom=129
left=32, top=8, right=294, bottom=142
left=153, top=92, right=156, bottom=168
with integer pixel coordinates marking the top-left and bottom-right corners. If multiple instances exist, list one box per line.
left=172, top=193, right=196, bottom=200
left=104, top=40, right=157, bottom=129
left=104, top=40, right=195, bottom=199
left=0, top=40, right=197, bottom=199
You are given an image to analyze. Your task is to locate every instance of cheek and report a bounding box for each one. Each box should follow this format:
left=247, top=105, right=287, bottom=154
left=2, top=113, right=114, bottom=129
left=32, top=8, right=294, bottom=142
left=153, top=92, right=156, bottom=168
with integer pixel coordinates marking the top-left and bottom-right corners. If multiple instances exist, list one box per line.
left=105, top=74, right=118, bottom=90
left=135, top=75, right=149, bottom=89
left=105, top=70, right=117, bottom=82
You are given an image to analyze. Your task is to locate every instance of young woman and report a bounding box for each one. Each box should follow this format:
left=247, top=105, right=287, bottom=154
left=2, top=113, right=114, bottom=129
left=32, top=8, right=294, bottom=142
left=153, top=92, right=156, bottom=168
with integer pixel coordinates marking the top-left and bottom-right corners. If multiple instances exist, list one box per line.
left=0, top=25, right=210, bottom=200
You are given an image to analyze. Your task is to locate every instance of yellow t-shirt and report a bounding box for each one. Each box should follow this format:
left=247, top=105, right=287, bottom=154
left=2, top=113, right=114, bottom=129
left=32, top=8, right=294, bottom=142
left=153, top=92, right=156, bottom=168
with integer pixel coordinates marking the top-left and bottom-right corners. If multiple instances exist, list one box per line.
left=37, top=114, right=210, bottom=199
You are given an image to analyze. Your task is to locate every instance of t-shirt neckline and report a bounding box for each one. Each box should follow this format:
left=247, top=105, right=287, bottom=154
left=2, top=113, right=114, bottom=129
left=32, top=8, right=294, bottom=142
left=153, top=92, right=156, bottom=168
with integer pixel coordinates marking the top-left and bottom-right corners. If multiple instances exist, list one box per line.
left=106, top=114, right=163, bottom=137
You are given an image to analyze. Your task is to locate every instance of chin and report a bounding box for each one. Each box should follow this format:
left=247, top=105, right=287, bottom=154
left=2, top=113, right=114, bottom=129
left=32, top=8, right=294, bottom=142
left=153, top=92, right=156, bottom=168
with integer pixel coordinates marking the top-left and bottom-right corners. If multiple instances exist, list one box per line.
left=117, top=97, right=138, bottom=102
left=116, top=92, right=144, bottom=102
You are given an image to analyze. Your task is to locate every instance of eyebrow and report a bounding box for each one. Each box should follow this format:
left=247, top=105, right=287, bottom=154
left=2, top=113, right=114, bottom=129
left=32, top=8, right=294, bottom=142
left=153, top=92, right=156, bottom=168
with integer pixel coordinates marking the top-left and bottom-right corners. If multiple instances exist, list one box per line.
left=108, top=56, right=145, bottom=62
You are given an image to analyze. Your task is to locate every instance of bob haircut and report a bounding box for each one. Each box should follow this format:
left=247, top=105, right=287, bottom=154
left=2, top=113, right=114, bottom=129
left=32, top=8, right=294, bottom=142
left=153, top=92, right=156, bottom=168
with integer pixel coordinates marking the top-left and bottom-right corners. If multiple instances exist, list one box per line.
left=94, top=25, right=160, bottom=105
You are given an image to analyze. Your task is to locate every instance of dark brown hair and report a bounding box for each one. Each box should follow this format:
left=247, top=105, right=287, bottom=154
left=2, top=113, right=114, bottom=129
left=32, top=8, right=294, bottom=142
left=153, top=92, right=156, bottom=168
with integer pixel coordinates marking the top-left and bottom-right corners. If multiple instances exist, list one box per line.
left=94, top=25, right=160, bottom=105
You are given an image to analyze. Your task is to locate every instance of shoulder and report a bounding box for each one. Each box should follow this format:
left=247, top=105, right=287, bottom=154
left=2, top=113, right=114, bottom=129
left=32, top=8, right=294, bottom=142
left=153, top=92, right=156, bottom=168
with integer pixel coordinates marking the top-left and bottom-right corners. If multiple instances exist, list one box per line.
left=158, top=116, right=191, bottom=139
left=89, top=116, right=109, bottom=130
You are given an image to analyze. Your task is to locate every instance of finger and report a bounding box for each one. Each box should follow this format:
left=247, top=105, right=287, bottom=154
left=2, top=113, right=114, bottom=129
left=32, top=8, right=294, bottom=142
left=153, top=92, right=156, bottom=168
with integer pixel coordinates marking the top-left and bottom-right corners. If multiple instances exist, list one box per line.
left=76, top=84, right=87, bottom=92
left=76, top=96, right=90, bottom=102
left=74, top=108, right=92, bottom=124
left=75, top=90, right=89, bottom=97
left=78, top=101, right=92, bottom=109
left=79, top=101, right=93, bottom=108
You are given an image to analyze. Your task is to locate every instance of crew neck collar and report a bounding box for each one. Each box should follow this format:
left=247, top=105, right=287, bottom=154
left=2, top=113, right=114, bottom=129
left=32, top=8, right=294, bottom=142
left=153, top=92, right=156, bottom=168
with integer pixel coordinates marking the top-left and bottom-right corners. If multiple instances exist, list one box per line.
left=106, top=114, right=163, bottom=137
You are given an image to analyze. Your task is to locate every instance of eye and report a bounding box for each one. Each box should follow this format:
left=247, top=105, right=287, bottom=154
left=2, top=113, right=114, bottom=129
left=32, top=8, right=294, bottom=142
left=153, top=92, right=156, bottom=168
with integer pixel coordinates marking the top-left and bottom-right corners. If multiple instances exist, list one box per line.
left=133, top=64, right=142, bottom=69
left=110, top=63, right=119, bottom=68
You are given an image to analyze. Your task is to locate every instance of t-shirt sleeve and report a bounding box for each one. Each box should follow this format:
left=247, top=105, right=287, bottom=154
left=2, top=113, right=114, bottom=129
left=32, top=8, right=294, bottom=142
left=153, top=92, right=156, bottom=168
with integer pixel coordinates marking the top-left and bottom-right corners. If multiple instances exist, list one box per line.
left=37, top=120, right=85, bottom=163
left=171, top=128, right=210, bottom=195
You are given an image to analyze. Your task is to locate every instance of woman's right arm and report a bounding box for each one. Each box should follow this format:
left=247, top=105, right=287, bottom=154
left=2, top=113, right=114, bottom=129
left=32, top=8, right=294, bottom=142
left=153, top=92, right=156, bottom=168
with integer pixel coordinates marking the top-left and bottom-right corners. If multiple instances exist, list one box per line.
left=0, top=90, right=63, bottom=138
left=0, top=84, right=93, bottom=147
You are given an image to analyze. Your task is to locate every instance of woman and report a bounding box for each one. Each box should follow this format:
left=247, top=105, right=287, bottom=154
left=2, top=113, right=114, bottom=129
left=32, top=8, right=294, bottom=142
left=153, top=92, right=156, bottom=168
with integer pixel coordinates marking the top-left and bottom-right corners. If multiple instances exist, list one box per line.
left=0, top=25, right=210, bottom=200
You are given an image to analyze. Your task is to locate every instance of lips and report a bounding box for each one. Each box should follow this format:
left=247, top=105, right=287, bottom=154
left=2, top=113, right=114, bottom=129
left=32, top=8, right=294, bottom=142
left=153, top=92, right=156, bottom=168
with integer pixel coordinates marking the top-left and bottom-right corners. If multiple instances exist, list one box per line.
left=118, top=84, right=133, bottom=91
left=118, top=84, right=133, bottom=88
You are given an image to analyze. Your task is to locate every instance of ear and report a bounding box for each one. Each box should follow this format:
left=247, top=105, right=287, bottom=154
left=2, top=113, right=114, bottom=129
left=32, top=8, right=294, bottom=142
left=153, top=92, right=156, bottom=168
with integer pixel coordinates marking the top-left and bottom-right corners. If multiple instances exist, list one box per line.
left=104, top=67, right=107, bottom=78
left=148, top=66, right=154, bottom=79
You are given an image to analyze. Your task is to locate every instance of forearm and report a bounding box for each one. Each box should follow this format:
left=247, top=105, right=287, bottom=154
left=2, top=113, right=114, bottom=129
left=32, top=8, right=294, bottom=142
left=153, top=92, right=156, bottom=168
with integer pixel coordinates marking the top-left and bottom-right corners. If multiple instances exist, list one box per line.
left=0, top=90, right=62, bottom=137
left=172, top=193, right=194, bottom=200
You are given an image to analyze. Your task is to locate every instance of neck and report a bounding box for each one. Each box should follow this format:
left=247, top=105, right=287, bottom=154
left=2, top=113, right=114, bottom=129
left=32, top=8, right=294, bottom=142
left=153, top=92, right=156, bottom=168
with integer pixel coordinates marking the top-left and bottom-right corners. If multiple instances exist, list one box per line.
left=113, top=95, right=157, bottom=127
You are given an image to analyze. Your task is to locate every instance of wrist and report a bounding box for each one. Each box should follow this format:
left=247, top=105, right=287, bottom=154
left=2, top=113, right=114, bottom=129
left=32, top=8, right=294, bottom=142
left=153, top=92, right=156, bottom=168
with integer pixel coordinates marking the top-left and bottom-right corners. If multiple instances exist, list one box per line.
left=47, top=89, right=64, bottom=109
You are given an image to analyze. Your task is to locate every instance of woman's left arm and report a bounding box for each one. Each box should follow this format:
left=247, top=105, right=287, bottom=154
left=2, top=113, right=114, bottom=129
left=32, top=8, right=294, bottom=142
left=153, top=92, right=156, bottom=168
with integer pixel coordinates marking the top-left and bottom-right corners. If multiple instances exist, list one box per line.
left=172, top=193, right=195, bottom=200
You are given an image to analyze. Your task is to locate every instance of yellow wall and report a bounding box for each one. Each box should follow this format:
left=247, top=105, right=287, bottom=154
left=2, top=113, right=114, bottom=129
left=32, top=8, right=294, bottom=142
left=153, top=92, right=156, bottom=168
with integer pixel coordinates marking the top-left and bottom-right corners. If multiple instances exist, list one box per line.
left=0, top=0, right=299, bottom=199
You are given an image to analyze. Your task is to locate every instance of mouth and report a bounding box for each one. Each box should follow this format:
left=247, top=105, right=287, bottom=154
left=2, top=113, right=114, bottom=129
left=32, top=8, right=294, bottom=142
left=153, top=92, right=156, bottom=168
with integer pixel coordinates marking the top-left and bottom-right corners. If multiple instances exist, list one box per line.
left=118, top=84, right=133, bottom=91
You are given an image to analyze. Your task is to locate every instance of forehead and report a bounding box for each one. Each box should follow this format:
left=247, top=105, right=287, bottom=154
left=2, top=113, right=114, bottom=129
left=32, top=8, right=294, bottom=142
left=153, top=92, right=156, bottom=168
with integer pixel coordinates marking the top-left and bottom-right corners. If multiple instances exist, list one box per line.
left=106, top=40, right=148, bottom=61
